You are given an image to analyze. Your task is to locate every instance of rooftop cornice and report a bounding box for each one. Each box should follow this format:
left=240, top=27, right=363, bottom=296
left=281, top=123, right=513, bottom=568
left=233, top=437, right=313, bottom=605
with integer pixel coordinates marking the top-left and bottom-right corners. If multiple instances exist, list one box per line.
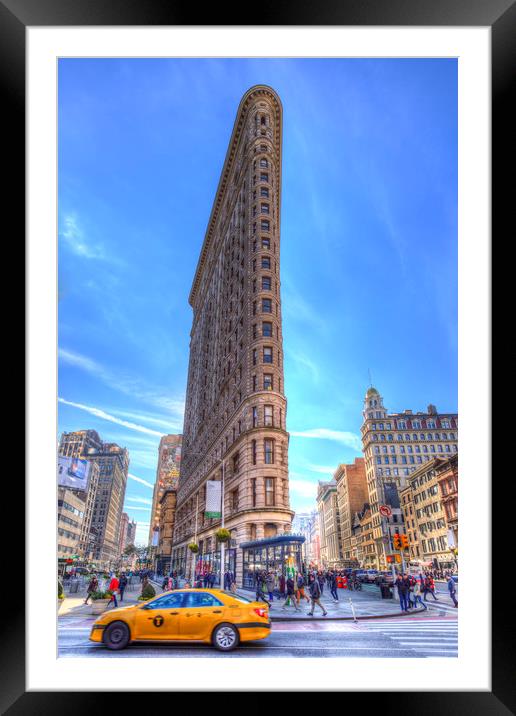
left=188, top=85, right=283, bottom=308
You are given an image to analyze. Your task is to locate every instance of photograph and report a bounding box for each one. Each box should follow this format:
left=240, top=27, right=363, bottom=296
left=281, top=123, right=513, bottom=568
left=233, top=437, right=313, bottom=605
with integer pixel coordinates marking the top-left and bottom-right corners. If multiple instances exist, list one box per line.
left=56, top=57, right=460, bottom=660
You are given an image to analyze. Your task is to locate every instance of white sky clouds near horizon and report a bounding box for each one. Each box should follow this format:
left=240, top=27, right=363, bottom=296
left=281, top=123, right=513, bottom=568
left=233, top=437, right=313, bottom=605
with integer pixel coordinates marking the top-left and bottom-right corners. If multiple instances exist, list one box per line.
left=58, top=58, right=457, bottom=520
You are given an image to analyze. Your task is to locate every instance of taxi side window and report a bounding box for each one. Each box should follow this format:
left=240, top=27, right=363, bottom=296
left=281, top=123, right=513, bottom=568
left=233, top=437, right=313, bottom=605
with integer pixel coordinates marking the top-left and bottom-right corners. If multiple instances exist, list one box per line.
left=142, top=594, right=184, bottom=610
left=185, top=593, right=224, bottom=608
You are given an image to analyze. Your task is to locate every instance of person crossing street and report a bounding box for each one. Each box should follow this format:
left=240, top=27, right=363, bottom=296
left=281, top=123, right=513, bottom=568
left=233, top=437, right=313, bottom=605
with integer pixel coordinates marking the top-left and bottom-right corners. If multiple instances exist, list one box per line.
left=308, top=574, right=327, bottom=616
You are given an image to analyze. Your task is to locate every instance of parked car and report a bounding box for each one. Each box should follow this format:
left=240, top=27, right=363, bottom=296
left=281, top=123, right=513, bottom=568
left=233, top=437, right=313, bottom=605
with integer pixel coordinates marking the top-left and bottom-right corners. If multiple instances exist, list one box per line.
left=364, top=570, right=380, bottom=583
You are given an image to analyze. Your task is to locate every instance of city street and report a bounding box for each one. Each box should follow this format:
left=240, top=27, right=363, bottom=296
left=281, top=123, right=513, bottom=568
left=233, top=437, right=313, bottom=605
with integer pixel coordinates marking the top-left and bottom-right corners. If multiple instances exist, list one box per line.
left=58, top=581, right=458, bottom=659
left=58, top=613, right=457, bottom=659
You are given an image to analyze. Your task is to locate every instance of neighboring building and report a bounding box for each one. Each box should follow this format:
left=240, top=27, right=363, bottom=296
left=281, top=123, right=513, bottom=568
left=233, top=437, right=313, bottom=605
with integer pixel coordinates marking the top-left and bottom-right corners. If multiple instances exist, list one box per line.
left=292, top=510, right=317, bottom=566
left=148, top=434, right=182, bottom=544
left=58, top=430, right=101, bottom=559
left=171, top=86, right=295, bottom=587
left=356, top=504, right=375, bottom=568
left=399, top=457, right=457, bottom=571
left=156, top=489, right=177, bottom=574
left=89, top=443, right=130, bottom=566
left=436, top=453, right=458, bottom=557
left=334, top=458, right=367, bottom=566
left=57, top=486, right=85, bottom=558
left=126, top=518, right=137, bottom=548
left=118, top=512, right=129, bottom=556
left=360, top=387, right=458, bottom=569
left=309, top=513, right=321, bottom=568
left=317, top=480, right=342, bottom=569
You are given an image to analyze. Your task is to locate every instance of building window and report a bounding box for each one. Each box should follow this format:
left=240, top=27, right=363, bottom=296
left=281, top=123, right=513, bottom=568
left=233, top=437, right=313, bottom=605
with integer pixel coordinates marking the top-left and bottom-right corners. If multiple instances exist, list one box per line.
left=260, top=173, right=268, bottom=182
left=262, top=298, right=272, bottom=312
left=252, top=407, right=258, bottom=428
left=232, top=452, right=240, bottom=473
left=264, top=405, right=273, bottom=427
left=264, top=374, right=273, bottom=391
left=262, top=276, right=272, bottom=291
left=261, top=220, right=270, bottom=232
left=261, top=237, right=270, bottom=249
left=265, top=478, right=275, bottom=506
left=251, top=480, right=257, bottom=507
left=260, top=187, right=269, bottom=198
left=260, top=158, right=268, bottom=168
left=261, top=256, right=271, bottom=270
left=263, top=346, right=273, bottom=363
left=251, top=440, right=257, bottom=465
left=231, top=489, right=239, bottom=511
left=252, top=349, right=257, bottom=366
left=252, top=323, right=257, bottom=339
left=264, top=439, right=274, bottom=464
left=252, top=374, right=257, bottom=391
left=262, top=321, right=272, bottom=337
left=261, top=203, right=270, bottom=214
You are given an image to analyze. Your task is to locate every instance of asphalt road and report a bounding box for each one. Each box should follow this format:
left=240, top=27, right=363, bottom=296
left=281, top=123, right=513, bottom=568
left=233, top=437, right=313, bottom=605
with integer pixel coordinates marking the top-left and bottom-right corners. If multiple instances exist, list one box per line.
left=58, top=612, right=458, bottom=659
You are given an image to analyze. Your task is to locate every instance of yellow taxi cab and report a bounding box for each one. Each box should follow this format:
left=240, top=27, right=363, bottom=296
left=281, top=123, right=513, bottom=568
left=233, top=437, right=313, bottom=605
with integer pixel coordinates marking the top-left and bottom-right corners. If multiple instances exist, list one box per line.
left=89, top=588, right=270, bottom=652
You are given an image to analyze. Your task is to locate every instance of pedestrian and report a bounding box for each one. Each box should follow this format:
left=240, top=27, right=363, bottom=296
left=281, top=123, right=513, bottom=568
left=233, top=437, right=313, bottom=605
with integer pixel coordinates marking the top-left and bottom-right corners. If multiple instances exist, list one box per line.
left=423, top=574, right=439, bottom=601
left=282, top=576, right=300, bottom=611
left=317, top=572, right=325, bottom=596
left=162, top=574, right=169, bottom=590
left=256, top=573, right=271, bottom=607
left=296, top=572, right=310, bottom=606
left=447, top=575, right=458, bottom=607
left=119, top=573, right=128, bottom=602
left=395, top=574, right=409, bottom=612
left=329, top=571, right=339, bottom=602
left=279, top=573, right=286, bottom=596
left=412, top=580, right=427, bottom=610
left=307, top=574, right=328, bottom=616
left=84, top=575, right=98, bottom=605
left=108, top=573, right=119, bottom=608
left=266, top=572, right=275, bottom=602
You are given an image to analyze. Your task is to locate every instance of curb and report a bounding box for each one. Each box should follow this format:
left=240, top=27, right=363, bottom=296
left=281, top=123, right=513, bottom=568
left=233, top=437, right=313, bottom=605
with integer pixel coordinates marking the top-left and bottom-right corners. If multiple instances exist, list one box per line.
left=270, top=607, right=427, bottom=622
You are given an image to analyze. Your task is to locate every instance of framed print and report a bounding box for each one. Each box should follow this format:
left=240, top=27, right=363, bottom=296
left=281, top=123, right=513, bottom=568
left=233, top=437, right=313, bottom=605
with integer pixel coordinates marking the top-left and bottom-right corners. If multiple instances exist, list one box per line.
left=4, top=0, right=511, bottom=710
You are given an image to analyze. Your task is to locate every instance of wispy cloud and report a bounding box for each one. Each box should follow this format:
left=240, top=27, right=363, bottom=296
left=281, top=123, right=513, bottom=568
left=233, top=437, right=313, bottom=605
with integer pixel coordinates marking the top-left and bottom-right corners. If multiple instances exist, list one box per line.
left=289, top=478, right=318, bottom=499
left=124, top=506, right=151, bottom=512
left=304, top=463, right=338, bottom=477
left=58, top=397, right=164, bottom=437
left=125, top=496, right=153, bottom=505
left=59, top=214, right=107, bottom=260
left=128, top=473, right=154, bottom=489
left=289, top=428, right=362, bottom=452
left=285, top=349, right=320, bottom=384
left=58, top=348, right=185, bottom=423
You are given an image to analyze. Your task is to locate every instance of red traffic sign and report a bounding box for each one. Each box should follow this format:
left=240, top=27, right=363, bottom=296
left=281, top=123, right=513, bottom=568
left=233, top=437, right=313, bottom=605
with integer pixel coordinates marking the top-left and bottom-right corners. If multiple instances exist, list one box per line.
left=379, top=504, right=392, bottom=517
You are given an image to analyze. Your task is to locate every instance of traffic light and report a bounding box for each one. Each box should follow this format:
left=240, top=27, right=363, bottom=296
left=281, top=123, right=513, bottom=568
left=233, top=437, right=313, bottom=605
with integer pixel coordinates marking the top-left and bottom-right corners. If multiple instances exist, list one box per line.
left=401, top=534, right=409, bottom=549
left=392, top=533, right=401, bottom=550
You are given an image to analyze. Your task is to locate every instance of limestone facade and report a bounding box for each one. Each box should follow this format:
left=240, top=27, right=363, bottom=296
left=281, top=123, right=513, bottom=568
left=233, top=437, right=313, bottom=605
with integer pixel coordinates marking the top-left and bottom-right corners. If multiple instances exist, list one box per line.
left=171, top=86, right=293, bottom=584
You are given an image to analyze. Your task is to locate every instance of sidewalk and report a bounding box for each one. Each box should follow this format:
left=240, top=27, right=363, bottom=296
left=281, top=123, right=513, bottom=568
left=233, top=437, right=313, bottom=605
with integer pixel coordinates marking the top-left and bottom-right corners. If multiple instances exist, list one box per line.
left=238, top=585, right=425, bottom=621
left=59, top=581, right=164, bottom=618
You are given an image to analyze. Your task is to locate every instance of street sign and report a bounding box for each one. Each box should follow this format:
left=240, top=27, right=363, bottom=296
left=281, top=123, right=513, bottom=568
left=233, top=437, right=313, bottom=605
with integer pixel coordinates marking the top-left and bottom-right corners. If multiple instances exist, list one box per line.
left=379, top=505, right=392, bottom=517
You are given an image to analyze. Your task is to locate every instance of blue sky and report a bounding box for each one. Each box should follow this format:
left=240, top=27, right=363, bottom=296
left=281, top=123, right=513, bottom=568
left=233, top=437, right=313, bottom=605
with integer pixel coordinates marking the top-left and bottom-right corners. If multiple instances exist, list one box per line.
left=58, top=58, right=457, bottom=543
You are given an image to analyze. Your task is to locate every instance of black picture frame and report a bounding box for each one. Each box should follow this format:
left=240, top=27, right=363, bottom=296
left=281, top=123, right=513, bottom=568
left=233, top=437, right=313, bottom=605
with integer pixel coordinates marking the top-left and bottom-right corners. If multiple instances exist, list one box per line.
left=6, top=0, right=508, bottom=710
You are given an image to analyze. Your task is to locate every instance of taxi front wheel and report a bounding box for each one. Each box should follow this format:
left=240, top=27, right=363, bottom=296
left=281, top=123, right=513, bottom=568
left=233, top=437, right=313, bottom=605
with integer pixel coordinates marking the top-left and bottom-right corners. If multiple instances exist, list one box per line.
left=212, top=623, right=240, bottom=652
left=103, top=621, right=130, bottom=650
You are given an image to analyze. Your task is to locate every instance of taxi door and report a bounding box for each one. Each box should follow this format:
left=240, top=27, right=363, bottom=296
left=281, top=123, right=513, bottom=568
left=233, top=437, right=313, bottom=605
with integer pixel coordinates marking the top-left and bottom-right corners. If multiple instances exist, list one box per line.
left=132, top=593, right=185, bottom=640
left=179, top=592, right=226, bottom=640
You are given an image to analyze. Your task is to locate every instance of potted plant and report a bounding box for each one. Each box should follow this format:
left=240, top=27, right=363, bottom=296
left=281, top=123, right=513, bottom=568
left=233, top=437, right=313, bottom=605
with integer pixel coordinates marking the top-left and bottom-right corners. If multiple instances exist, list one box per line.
left=58, top=579, right=65, bottom=613
left=139, top=582, right=156, bottom=601
left=215, top=528, right=231, bottom=543
left=90, top=589, right=113, bottom=615
left=188, top=542, right=199, bottom=553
